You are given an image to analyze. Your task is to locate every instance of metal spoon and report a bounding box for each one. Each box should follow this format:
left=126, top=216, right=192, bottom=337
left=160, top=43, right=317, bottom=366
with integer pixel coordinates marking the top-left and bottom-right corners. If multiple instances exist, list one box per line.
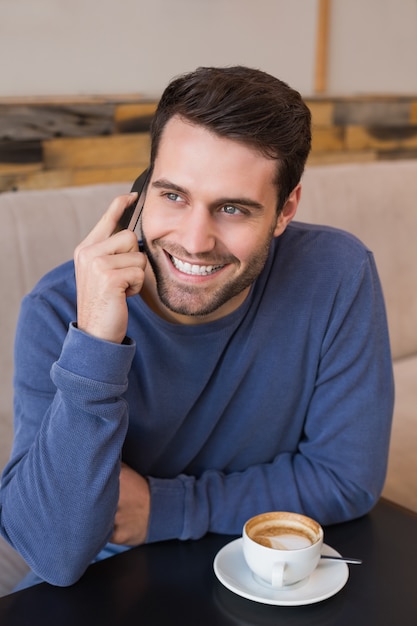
left=321, top=555, right=362, bottom=564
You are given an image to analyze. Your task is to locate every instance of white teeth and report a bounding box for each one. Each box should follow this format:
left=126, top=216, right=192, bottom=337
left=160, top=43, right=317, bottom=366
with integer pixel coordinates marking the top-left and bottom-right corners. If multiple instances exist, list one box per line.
left=170, top=255, right=223, bottom=276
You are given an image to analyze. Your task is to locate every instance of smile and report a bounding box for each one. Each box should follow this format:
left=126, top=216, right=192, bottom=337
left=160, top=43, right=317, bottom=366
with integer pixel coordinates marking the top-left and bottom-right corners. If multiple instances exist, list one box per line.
left=170, top=255, right=224, bottom=276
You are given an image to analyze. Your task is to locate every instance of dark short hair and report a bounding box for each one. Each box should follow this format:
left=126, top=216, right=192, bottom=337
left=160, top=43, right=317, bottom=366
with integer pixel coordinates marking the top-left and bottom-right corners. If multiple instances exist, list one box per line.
left=150, top=66, right=311, bottom=212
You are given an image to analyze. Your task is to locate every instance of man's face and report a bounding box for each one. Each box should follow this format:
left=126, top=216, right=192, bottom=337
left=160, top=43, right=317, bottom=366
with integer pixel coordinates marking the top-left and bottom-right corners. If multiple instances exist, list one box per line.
left=141, top=115, right=293, bottom=324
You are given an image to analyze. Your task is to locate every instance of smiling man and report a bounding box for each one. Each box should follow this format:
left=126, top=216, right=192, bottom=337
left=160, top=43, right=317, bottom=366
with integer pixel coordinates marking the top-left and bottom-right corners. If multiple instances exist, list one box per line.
left=140, top=116, right=297, bottom=323
left=1, top=66, right=394, bottom=588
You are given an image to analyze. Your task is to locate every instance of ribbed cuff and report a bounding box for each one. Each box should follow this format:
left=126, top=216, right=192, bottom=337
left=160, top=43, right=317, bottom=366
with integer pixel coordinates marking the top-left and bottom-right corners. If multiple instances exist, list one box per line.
left=56, top=322, right=136, bottom=384
left=146, top=476, right=187, bottom=542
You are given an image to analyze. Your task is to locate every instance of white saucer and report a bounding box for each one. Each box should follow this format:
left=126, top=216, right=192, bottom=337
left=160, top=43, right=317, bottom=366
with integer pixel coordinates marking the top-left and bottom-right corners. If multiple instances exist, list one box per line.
left=213, top=539, right=349, bottom=606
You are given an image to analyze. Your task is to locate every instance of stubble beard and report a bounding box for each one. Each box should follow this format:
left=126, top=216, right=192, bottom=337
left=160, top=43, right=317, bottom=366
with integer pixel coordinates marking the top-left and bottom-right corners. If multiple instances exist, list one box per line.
left=142, top=227, right=276, bottom=318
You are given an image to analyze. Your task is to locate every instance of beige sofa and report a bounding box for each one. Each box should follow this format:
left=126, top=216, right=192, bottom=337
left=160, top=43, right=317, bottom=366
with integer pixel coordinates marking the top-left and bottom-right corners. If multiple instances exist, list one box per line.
left=1, top=159, right=416, bottom=596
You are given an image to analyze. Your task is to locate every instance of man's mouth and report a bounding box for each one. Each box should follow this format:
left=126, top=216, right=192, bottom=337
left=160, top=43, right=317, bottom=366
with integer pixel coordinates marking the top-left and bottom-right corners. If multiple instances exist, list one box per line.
left=169, top=254, right=225, bottom=276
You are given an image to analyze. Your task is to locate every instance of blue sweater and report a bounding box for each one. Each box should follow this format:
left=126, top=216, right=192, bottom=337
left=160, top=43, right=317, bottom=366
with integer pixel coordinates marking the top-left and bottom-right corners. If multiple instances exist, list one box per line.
left=0, top=221, right=394, bottom=586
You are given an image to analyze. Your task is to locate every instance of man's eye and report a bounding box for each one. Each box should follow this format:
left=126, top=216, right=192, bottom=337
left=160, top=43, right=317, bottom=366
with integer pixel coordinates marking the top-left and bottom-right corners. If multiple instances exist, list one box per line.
left=166, top=192, right=182, bottom=202
left=222, top=205, right=242, bottom=215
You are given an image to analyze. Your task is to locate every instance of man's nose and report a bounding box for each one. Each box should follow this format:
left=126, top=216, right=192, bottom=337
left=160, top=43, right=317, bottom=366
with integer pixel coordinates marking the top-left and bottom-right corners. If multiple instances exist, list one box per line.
left=178, top=207, right=216, bottom=254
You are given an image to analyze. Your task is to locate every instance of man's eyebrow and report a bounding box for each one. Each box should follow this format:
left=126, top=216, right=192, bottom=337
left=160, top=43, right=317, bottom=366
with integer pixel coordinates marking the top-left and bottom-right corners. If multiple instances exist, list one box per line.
left=152, top=179, right=187, bottom=195
left=217, top=196, right=265, bottom=211
left=152, top=178, right=265, bottom=211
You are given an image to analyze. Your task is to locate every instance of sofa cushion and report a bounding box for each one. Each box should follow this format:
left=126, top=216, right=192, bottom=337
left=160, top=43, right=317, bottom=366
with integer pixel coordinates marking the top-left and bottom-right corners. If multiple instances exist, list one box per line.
left=299, top=160, right=417, bottom=361
left=0, top=535, right=29, bottom=597
left=382, top=355, right=417, bottom=512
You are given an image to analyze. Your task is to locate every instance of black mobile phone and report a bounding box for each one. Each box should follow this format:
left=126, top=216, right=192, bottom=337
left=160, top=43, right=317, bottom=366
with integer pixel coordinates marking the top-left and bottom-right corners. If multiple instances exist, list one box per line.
left=113, top=168, right=150, bottom=234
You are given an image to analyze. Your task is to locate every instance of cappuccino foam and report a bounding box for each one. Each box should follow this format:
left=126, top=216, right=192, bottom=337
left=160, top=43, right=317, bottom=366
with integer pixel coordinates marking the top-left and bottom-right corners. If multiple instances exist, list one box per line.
left=252, top=530, right=313, bottom=550
left=247, top=515, right=320, bottom=550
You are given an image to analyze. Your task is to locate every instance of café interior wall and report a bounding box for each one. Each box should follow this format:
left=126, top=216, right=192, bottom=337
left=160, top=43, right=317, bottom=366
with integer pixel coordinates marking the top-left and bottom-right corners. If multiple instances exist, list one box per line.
left=328, top=0, right=417, bottom=95
left=0, top=0, right=318, bottom=98
left=1, top=0, right=416, bottom=99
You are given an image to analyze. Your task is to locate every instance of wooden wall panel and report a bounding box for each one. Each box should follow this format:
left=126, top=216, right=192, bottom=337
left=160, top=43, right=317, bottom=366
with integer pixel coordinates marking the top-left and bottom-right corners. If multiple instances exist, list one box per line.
left=1, top=95, right=417, bottom=192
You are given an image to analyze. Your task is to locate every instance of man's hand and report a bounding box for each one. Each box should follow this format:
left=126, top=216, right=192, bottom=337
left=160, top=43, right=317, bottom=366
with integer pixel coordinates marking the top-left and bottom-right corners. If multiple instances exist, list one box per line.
left=74, top=193, right=147, bottom=344
left=111, top=463, right=151, bottom=546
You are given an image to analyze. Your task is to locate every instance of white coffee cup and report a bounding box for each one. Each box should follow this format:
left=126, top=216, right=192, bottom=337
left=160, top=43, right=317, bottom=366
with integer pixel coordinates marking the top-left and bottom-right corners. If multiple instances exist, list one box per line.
left=242, top=511, right=324, bottom=587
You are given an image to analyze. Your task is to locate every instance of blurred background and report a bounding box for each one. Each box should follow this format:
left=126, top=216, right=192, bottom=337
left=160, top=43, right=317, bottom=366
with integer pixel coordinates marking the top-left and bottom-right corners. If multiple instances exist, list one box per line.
left=1, top=0, right=417, bottom=190
left=0, top=3, right=416, bottom=573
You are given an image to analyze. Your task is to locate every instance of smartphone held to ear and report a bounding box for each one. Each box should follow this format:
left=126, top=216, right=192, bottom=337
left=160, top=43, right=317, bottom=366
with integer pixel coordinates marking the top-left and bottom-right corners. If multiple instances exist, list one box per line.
left=113, top=169, right=150, bottom=235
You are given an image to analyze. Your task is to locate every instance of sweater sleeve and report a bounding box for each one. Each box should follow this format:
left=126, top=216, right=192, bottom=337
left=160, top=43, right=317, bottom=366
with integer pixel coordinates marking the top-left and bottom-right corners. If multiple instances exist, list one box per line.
left=0, top=293, right=135, bottom=586
left=145, top=251, right=394, bottom=542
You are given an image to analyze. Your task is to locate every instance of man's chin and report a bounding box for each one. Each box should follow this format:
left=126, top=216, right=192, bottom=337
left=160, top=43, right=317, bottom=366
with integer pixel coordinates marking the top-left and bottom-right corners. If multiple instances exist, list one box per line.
left=158, top=293, right=221, bottom=318
left=156, top=279, right=252, bottom=320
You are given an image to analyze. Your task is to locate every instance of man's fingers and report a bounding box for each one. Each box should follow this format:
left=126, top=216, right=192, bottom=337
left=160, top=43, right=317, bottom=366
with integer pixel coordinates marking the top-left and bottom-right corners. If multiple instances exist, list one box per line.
left=74, top=192, right=143, bottom=344
left=75, top=229, right=140, bottom=268
left=81, top=193, right=139, bottom=247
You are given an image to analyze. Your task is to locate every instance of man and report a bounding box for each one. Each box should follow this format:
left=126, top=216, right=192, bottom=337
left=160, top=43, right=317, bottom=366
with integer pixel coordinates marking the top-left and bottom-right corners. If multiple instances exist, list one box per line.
left=1, top=66, right=393, bottom=587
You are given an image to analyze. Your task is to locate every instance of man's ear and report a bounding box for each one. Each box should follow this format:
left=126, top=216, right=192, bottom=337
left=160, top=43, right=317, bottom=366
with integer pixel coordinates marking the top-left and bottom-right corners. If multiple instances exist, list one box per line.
left=273, top=183, right=302, bottom=237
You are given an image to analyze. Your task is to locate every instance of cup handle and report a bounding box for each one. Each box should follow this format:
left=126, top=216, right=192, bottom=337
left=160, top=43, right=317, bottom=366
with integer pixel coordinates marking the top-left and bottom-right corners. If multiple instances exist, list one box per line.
left=272, top=562, right=285, bottom=587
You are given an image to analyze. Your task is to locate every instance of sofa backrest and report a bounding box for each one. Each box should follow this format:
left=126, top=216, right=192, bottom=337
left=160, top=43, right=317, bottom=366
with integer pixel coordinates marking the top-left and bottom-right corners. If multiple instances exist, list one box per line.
left=298, top=159, right=417, bottom=363
left=0, top=182, right=128, bottom=472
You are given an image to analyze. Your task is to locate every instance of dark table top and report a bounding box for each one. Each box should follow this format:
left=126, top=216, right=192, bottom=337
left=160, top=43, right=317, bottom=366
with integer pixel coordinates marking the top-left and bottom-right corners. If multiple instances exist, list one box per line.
left=0, top=498, right=416, bottom=626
